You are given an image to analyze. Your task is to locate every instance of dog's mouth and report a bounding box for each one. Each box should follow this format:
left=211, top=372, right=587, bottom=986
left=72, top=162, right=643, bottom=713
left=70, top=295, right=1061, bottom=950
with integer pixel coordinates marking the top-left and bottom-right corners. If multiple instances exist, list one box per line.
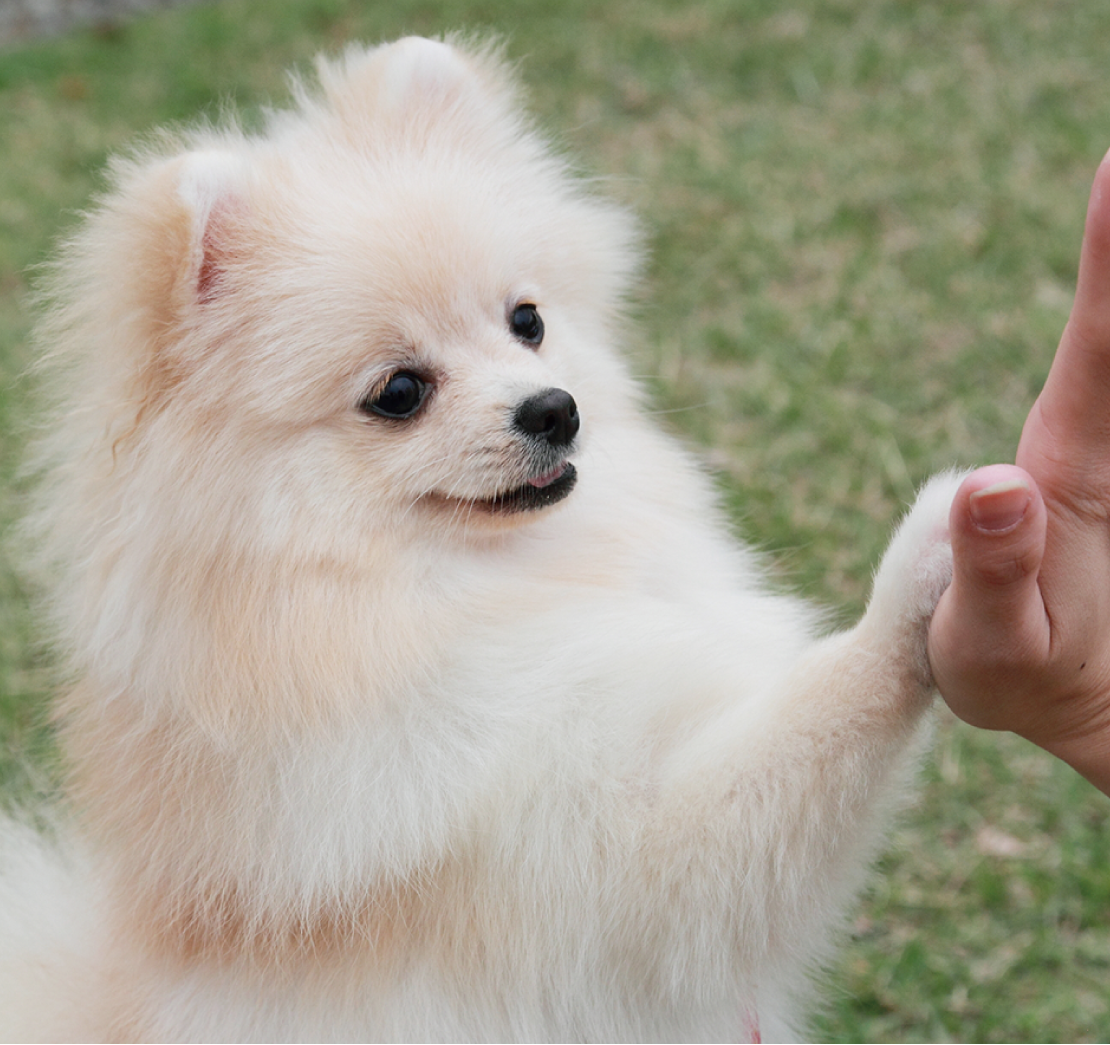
left=427, top=460, right=578, bottom=518
left=482, top=461, right=577, bottom=514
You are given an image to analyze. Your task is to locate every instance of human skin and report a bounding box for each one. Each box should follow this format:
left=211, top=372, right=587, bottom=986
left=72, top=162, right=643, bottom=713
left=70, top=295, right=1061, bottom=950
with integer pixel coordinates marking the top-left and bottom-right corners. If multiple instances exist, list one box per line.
left=928, top=149, right=1110, bottom=797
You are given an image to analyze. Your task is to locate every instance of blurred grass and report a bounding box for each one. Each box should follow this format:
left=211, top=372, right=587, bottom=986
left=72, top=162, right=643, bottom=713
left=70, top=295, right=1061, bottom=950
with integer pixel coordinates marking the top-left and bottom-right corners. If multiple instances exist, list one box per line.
left=2, top=1, right=1109, bottom=1041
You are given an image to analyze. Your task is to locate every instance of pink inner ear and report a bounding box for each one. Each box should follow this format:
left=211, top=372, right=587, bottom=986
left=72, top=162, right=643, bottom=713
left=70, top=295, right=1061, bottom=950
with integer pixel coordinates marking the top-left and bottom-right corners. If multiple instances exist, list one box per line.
left=178, top=151, right=247, bottom=307
left=194, top=197, right=237, bottom=305
left=197, top=245, right=221, bottom=304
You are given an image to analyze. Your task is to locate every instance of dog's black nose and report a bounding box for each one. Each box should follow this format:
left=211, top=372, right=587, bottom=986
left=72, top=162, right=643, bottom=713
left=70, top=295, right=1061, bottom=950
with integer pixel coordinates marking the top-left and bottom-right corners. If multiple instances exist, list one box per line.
left=513, top=388, right=580, bottom=448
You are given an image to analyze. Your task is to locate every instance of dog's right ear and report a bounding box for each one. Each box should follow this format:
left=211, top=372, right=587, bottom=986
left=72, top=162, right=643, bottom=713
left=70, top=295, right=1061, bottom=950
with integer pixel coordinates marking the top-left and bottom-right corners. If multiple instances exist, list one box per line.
left=103, top=146, right=250, bottom=342
left=174, top=149, right=250, bottom=310
left=80, top=147, right=253, bottom=412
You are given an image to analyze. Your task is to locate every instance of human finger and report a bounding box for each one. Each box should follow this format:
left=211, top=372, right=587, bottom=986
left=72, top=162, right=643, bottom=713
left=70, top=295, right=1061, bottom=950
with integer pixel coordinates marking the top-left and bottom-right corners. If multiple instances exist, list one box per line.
left=1030, top=149, right=1110, bottom=452
left=928, top=464, right=1050, bottom=730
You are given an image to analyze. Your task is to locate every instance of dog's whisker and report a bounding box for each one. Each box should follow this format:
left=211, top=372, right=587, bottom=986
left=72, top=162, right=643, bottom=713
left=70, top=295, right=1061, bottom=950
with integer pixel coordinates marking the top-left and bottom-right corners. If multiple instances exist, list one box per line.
left=642, top=402, right=712, bottom=417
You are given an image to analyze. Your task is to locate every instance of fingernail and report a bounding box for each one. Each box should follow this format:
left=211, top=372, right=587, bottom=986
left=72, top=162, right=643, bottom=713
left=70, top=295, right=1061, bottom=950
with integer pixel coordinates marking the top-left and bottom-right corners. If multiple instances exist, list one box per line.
left=969, top=478, right=1031, bottom=533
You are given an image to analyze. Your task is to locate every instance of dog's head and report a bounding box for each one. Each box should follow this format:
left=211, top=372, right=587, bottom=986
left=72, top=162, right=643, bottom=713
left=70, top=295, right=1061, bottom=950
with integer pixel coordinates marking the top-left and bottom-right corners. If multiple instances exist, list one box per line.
left=46, top=37, right=641, bottom=569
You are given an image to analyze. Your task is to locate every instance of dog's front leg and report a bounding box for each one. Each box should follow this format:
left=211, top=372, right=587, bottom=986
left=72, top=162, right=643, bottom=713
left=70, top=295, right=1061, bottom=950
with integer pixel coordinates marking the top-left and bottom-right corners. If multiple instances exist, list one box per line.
left=638, top=473, right=962, bottom=995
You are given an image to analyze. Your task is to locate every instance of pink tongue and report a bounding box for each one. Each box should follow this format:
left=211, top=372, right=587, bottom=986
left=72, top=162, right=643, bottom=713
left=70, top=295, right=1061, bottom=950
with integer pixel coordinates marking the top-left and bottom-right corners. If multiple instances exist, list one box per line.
left=528, top=464, right=564, bottom=489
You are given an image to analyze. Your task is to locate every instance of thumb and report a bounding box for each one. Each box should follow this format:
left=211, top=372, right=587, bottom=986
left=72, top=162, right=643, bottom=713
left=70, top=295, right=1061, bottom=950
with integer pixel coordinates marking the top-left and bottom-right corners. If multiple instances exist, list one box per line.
left=952, top=465, right=1046, bottom=610
left=928, top=465, right=1050, bottom=725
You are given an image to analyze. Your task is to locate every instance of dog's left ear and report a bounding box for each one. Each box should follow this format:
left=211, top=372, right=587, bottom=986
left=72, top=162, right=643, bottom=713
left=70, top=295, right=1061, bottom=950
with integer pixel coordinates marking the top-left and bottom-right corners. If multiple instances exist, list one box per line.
left=317, top=36, right=516, bottom=139
left=375, top=36, right=476, bottom=112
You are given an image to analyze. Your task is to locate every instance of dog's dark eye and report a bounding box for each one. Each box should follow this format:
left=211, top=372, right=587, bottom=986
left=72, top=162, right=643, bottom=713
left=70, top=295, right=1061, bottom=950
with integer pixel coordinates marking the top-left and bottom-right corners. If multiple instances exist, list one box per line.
left=510, top=303, right=544, bottom=346
left=362, top=371, right=428, bottom=419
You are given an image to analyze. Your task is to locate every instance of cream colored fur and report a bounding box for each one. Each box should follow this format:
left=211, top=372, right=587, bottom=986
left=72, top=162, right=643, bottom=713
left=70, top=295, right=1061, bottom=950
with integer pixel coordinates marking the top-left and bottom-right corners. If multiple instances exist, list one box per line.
left=1, top=35, right=960, bottom=1043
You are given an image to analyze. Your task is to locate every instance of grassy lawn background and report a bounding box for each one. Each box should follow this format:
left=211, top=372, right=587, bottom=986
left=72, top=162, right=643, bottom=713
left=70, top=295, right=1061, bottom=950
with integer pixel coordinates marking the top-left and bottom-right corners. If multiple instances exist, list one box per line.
left=1, top=1, right=1108, bottom=1040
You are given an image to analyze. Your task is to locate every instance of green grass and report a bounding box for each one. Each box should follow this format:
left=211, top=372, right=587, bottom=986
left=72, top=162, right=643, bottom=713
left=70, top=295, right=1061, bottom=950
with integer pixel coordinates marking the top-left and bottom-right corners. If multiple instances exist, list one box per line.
left=2, top=1, right=1109, bottom=1040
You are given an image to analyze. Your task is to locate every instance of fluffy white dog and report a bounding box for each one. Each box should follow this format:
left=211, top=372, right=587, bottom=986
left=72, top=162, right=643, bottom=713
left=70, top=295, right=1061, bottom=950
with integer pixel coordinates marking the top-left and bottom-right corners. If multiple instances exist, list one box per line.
left=0, top=36, right=959, bottom=1043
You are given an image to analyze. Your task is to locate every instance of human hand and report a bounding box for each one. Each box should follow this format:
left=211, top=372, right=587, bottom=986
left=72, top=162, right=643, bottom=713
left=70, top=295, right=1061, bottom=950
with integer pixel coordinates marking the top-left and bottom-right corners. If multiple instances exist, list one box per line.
left=927, top=150, right=1110, bottom=795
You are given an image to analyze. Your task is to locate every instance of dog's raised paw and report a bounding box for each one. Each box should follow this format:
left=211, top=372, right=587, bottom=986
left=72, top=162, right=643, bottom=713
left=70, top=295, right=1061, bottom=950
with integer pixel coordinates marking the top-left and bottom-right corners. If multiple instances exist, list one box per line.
left=866, top=469, right=966, bottom=632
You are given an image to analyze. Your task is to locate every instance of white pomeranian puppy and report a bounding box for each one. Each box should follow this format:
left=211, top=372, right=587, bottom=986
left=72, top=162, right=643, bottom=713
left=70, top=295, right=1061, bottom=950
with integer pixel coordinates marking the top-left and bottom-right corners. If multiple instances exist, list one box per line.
left=1, top=35, right=960, bottom=1043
